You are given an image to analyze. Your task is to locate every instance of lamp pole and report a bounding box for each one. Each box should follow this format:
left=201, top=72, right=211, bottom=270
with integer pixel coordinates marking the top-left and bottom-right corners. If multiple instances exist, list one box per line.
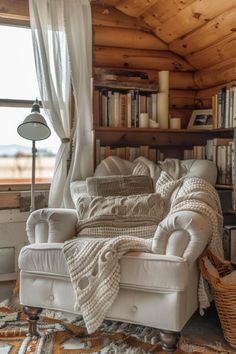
left=17, top=99, right=51, bottom=212
left=31, top=140, right=36, bottom=212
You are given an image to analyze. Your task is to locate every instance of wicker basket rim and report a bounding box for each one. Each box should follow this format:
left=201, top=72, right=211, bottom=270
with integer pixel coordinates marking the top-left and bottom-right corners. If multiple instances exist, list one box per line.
left=198, top=250, right=236, bottom=290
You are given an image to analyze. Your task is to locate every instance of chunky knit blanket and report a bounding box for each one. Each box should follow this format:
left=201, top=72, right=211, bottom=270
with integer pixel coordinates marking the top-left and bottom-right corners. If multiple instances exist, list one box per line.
left=63, top=236, right=152, bottom=334
left=63, top=174, right=223, bottom=333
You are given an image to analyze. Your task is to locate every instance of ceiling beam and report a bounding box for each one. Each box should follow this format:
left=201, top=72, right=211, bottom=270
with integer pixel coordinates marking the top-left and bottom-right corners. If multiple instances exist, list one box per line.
left=93, top=25, right=167, bottom=50
left=93, top=46, right=195, bottom=71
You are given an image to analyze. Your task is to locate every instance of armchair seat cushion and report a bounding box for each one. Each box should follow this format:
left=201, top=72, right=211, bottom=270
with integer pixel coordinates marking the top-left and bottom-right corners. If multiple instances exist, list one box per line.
left=19, top=243, right=189, bottom=292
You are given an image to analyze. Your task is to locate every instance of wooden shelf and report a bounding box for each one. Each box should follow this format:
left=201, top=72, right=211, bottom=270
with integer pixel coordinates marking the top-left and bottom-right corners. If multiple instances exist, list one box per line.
left=94, top=127, right=234, bottom=148
left=224, top=209, right=236, bottom=215
left=94, top=81, right=158, bottom=91
left=94, top=127, right=234, bottom=133
left=216, top=184, right=233, bottom=190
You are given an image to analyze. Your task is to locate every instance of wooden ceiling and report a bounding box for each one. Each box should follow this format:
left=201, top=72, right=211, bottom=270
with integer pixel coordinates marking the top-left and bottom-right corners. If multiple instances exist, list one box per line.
left=2, top=0, right=236, bottom=89
left=92, top=0, right=236, bottom=71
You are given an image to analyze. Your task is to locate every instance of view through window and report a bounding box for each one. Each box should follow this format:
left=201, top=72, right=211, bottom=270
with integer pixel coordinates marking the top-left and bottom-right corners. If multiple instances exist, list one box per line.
left=0, top=24, right=59, bottom=184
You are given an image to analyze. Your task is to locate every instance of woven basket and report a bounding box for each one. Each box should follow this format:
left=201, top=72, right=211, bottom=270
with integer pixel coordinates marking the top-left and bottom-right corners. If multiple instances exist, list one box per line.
left=198, top=250, right=236, bottom=348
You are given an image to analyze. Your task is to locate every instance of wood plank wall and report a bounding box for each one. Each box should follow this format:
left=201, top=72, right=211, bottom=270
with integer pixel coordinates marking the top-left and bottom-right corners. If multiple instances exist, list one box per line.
left=92, top=4, right=206, bottom=128
left=1, top=0, right=235, bottom=128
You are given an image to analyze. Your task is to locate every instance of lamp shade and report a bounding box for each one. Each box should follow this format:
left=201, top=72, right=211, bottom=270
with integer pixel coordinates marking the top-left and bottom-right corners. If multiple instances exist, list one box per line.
left=17, top=100, right=51, bottom=141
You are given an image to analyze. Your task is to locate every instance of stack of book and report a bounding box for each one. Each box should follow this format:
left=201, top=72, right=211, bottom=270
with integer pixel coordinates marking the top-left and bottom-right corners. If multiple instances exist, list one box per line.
left=93, top=88, right=158, bottom=128
left=95, top=140, right=164, bottom=166
left=183, top=138, right=234, bottom=186
left=212, top=85, right=236, bottom=128
left=223, top=225, right=236, bottom=264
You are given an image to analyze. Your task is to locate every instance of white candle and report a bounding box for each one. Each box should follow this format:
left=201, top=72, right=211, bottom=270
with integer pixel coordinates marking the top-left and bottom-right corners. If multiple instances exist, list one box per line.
left=157, top=92, right=169, bottom=128
left=158, top=71, right=169, bottom=93
left=170, top=117, right=181, bottom=129
left=139, top=113, right=149, bottom=128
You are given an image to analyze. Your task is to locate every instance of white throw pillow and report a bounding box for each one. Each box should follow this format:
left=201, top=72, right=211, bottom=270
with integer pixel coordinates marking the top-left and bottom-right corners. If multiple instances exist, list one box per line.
left=75, top=193, right=165, bottom=239
left=86, top=174, right=153, bottom=197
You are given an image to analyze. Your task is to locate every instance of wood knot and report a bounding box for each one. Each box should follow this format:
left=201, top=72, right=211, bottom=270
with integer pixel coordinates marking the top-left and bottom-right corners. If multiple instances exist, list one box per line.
left=173, top=62, right=182, bottom=70
left=193, top=12, right=201, bottom=19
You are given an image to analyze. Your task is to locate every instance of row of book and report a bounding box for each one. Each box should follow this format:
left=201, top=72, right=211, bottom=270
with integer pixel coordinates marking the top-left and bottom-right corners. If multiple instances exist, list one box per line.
left=95, top=141, right=165, bottom=166
left=223, top=225, right=236, bottom=264
left=212, top=85, right=236, bottom=128
left=96, top=137, right=234, bottom=186
left=93, top=88, right=159, bottom=128
left=184, top=138, right=234, bottom=185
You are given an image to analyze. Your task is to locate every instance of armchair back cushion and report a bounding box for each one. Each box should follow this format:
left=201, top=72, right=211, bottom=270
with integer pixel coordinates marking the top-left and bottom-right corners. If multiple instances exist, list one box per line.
left=75, top=193, right=165, bottom=238
left=93, top=156, right=217, bottom=186
left=86, top=175, right=153, bottom=196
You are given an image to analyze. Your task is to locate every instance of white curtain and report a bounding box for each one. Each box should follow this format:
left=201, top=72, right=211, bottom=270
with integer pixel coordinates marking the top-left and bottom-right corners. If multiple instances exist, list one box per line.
left=29, top=0, right=94, bottom=208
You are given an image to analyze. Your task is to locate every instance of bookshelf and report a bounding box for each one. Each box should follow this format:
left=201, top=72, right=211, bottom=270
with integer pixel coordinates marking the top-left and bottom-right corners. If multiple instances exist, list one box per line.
left=92, top=69, right=236, bottom=215
left=94, top=126, right=234, bottom=161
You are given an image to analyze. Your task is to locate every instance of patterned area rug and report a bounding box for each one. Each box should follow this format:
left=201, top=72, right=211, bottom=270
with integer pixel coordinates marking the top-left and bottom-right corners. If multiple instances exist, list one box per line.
left=0, top=307, right=235, bottom=354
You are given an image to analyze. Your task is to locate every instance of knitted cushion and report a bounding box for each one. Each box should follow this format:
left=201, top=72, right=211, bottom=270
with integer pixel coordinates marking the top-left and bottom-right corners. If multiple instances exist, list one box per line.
left=86, top=175, right=153, bottom=197
left=132, top=161, right=150, bottom=176
left=75, top=193, right=165, bottom=238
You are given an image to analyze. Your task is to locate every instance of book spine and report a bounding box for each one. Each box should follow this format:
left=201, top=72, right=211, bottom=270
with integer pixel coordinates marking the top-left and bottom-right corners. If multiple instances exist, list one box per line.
left=119, top=93, right=127, bottom=127
left=112, top=92, right=120, bottom=127
left=126, top=92, right=132, bottom=128
left=233, top=85, right=236, bottom=128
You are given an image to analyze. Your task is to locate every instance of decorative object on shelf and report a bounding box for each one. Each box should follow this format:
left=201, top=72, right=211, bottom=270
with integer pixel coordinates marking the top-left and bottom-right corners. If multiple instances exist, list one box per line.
left=170, top=117, right=181, bottom=129
left=17, top=99, right=51, bottom=212
left=188, top=109, right=213, bottom=129
left=149, top=119, right=159, bottom=128
left=157, top=70, right=169, bottom=128
left=158, top=70, right=169, bottom=93
left=139, top=113, right=149, bottom=128
left=157, top=92, right=169, bottom=128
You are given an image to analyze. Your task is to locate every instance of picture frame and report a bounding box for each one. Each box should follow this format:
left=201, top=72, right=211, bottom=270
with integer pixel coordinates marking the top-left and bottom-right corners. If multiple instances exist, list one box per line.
left=187, top=109, right=213, bottom=129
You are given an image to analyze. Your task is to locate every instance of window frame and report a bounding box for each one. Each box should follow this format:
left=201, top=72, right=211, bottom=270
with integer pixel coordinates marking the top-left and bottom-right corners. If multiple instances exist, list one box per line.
left=0, top=16, right=51, bottom=208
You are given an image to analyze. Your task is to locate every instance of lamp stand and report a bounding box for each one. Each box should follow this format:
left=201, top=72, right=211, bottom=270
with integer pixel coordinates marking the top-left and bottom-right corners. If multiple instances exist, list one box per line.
left=17, top=99, right=51, bottom=212
left=31, top=140, right=36, bottom=213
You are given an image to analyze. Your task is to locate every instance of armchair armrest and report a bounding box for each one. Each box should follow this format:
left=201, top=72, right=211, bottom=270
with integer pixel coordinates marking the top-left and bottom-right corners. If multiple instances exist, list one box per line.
left=26, top=208, right=77, bottom=244
left=152, top=210, right=211, bottom=262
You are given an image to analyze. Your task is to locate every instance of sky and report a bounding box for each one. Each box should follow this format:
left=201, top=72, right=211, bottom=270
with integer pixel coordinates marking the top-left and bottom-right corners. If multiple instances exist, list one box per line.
left=0, top=24, right=60, bottom=151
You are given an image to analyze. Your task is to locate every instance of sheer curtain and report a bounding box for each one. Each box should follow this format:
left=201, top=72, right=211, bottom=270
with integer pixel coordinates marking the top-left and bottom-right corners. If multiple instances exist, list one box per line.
left=29, top=0, right=93, bottom=208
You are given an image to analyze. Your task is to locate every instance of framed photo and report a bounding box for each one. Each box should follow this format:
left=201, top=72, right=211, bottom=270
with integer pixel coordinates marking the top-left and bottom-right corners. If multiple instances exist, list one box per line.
left=187, top=109, right=213, bottom=129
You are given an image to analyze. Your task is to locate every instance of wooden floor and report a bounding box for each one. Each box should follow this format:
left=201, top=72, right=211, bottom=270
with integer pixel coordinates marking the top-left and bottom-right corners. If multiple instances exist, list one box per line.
left=182, top=304, right=235, bottom=352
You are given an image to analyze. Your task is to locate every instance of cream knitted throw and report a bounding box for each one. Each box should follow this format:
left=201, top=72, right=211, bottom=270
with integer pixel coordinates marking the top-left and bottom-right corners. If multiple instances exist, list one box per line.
left=63, top=236, right=152, bottom=334
left=63, top=174, right=223, bottom=333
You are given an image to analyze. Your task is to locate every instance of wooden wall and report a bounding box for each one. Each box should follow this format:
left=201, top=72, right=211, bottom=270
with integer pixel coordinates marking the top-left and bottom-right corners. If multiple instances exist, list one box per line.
left=92, top=4, right=205, bottom=128
left=1, top=0, right=236, bottom=128
left=91, top=1, right=236, bottom=127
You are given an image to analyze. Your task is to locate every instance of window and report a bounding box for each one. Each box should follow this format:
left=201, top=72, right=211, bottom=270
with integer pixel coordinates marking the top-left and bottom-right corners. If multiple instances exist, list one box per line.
left=0, top=24, right=59, bottom=185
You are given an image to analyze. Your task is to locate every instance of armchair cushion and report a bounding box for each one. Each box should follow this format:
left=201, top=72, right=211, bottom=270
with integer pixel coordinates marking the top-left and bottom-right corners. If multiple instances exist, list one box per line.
left=75, top=193, right=165, bottom=238
left=19, top=243, right=189, bottom=292
left=86, top=174, right=153, bottom=196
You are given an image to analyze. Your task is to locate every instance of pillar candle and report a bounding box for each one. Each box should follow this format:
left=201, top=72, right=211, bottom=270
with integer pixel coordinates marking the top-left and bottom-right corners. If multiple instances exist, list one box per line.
left=170, top=117, right=181, bottom=129
left=139, top=113, right=149, bottom=128
left=158, top=71, right=169, bottom=93
left=157, top=92, right=169, bottom=128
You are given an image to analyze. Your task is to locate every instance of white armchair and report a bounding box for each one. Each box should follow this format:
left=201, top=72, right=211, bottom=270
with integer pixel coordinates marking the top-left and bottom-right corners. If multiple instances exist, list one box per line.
left=18, top=157, right=218, bottom=353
